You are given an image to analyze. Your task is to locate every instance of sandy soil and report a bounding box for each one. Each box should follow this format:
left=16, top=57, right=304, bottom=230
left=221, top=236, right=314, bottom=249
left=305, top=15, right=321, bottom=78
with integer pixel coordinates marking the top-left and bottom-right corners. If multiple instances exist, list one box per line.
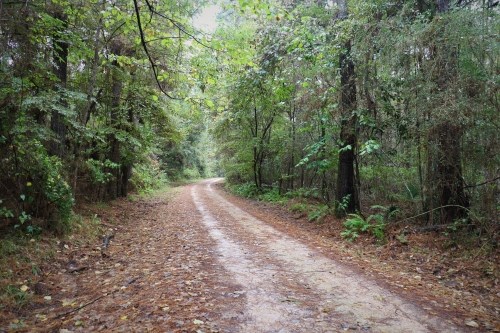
left=1, top=179, right=482, bottom=332
left=191, top=179, right=461, bottom=332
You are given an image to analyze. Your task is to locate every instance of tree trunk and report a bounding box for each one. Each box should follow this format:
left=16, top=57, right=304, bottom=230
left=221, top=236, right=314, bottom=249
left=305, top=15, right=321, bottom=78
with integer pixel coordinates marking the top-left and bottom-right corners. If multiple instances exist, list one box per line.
left=107, top=41, right=123, bottom=200
left=426, top=123, right=469, bottom=224
left=49, top=10, right=68, bottom=158
left=335, top=38, right=359, bottom=216
left=424, top=0, right=469, bottom=224
left=320, top=115, right=329, bottom=202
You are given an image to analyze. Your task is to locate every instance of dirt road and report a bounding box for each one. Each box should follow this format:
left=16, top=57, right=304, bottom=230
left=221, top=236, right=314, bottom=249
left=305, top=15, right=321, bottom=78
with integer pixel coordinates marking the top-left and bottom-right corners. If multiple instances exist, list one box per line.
left=190, top=179, right=460, bottom=333
left=14, top=179, right=463, bottom=332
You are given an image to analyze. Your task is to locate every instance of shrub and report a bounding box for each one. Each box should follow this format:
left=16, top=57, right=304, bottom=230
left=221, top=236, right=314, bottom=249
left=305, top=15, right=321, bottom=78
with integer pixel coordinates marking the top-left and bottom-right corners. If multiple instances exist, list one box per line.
left=0, top=137, right=74, bottom=233
left=258, top=188, right=286, bottom=204
left=130, top=160, right=168, bottom=194
left=231, top=182, right=260, bottom=198
left=182, top=167, right=201, bottom=180
left=341, top=205, right=398, bottom=242
left=290, top=202, right=309, bottom=213
left=308, top=204, right=330, bottom=223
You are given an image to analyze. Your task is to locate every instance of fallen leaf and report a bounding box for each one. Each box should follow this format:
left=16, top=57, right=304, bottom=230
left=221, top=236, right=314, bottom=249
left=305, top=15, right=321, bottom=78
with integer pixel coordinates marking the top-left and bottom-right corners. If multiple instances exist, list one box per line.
left=120, top=315, right=128, bottom=320
left=20, top=285, right=29, bottom=292
left=465, top=320, right=479, bottom=328
left=44, top=296, right=52, bottom=301
left=62, top=299, right=77, bottom=307
left=35, top=314, right=47, bottom=322
left=193, top=319, right=204, bottom=325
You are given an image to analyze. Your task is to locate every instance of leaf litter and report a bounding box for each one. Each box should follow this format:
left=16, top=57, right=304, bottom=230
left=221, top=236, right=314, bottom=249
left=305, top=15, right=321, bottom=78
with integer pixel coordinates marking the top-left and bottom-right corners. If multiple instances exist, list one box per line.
left=0, top=179, right=497, bottom=332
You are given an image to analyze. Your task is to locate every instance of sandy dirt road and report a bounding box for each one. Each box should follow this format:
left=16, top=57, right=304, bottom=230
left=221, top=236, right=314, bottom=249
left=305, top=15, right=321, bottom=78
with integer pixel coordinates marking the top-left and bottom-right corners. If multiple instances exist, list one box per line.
left=189, top=179, right=461, bottom=333
left=10, top=179, right=464, bottom=332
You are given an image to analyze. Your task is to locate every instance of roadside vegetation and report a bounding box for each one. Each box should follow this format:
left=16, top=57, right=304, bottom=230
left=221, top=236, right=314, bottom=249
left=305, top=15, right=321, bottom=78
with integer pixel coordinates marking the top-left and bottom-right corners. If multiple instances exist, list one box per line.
left=0, top=0, right=498, bottom=328
left=213, top=0, right=498, bottom=257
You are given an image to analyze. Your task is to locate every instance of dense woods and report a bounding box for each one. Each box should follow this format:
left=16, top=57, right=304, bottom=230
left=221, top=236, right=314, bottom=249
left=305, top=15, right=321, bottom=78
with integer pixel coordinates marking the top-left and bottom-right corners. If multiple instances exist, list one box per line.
left=0, top=0, right=498, bottom=241
left=0, top=0, right=498, bottom=330
left=211, top=0, right=498, bottom=240
left=0, top=0, right=214, bottom=233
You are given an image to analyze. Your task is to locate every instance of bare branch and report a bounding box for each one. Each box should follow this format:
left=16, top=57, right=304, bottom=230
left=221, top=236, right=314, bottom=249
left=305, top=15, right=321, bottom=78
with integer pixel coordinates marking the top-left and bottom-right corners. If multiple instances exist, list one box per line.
left=144, top=0, right=217, bottom=51
left=132, top=0, right=178, bottom=99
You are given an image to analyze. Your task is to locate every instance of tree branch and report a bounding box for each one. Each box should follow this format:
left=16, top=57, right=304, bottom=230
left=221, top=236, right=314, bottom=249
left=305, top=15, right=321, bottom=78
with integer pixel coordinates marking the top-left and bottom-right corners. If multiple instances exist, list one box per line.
left=464, top=175, right=500, bottom=189
left=144, top=0, right=216, bottom=51
left=133, top=0, right=178, bottom=99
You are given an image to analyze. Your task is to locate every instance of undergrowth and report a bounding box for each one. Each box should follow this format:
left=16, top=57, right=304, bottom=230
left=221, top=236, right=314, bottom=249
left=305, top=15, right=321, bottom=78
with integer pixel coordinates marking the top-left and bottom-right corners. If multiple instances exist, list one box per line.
left=0, top=212, right=103, bottom=312
left=341, top=205, right=399, bottom=242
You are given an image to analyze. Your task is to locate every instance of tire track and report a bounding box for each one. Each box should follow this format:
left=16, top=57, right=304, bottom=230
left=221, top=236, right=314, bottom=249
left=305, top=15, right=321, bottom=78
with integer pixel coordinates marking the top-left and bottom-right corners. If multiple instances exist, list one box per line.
left=192, top=179, right=462, bottom=333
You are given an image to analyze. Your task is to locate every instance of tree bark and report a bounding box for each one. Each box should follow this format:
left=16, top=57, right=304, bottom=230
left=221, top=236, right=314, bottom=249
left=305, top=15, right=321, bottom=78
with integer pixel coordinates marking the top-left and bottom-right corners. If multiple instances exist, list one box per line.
left=49, top=10, right=68, bottom=158
left=107, top=40, right=123, bottom=200
left=424, top=0, right=469, bottom=224
left=335, top=38, right=359, bottom=216
left=426, top=123, right=469, bottom=223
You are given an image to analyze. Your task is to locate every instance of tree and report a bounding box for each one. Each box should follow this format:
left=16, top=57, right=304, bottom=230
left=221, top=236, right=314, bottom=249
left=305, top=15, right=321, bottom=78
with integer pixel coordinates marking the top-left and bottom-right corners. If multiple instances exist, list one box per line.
left=335, top=0, right=359, bottom=216
left=424, top=0, right=470, bottom=224
left=0, top=0, right=212, bottom=231
left=49, top=8, right=69, bottom=158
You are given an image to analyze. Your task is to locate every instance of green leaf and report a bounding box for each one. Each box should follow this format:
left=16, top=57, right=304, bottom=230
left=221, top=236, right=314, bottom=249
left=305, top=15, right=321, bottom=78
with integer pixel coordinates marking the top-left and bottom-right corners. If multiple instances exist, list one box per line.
left=205, top=99, right=215, bottom=109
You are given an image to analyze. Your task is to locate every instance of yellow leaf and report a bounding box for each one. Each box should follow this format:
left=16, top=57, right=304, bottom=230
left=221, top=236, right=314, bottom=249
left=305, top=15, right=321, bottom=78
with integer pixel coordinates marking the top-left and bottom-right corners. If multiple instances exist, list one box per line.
left=62, top=299, right=76, bottom=307
left=20, top=285, right=29, bottom=292
left=120, top=315, right=128, bottom=320
left=35, top=314, right=47, bottom=322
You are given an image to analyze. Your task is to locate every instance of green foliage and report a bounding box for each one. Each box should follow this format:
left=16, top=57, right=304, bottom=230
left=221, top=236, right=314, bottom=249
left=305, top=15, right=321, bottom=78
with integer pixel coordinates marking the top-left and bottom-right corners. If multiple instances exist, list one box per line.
left=335, top=195, right=352, bottom=217
left=341, top=205, right=398, bottom=242
left=341, top=214, right=369, bottom=241
left=3, top=285, right=30, bottom=308
left=0, top=200, right=14, bottom=219
left=37, top=155, right=74, bottom=226
left=0, top=0, right=497, bottom=250
left=0, top=239, right=20, bottom=257
left=286, top=188, right=321, bottom=200
left=258, top=188, right=286, bottom=204
left=182, top=167, right=201, bottom=180
left=85, top=159, right=119, bottom=185
left=307, top=204, right=330, bottom=223
left=0, top=0, right=214, bottom=232
left=130, top=160, right=168, bottom=194
left=290, top=202, right=309, bottom=213
left=231, top=182, right=260, bottom=198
